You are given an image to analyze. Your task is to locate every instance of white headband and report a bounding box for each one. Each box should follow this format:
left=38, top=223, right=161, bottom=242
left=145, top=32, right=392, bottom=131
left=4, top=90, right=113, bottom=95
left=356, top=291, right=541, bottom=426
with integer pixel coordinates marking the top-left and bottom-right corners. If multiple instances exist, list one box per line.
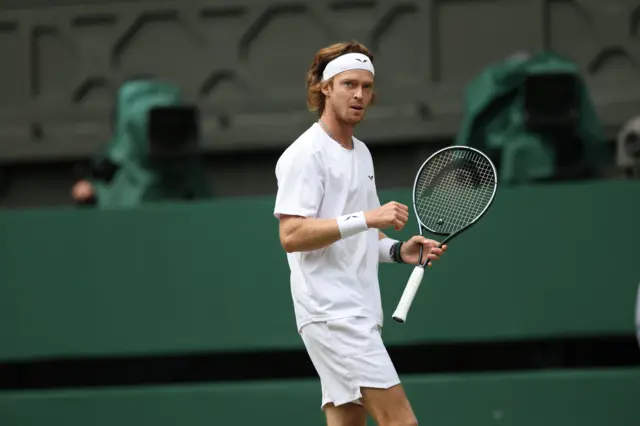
left=322, top=53, right=375, bottom=81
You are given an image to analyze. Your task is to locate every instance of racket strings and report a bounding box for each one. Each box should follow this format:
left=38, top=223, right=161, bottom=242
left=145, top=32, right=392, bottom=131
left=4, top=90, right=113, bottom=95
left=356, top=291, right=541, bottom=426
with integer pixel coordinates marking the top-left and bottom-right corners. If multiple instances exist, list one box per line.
left=414, top=148, right=495, bottom=234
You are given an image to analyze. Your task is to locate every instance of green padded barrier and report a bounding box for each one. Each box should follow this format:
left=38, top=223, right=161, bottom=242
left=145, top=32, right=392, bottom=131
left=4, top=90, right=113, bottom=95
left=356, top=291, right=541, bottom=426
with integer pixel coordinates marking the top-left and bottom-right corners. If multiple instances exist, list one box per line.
left=1, top=180, right=639, bottom=361
left=1, top=368, right=639, bottom=426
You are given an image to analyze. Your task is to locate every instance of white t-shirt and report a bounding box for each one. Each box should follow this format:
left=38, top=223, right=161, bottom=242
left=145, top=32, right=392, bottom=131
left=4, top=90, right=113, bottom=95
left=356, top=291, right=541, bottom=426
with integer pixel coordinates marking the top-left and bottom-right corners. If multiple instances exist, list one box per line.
left=274, top=122, right=383, bottom=332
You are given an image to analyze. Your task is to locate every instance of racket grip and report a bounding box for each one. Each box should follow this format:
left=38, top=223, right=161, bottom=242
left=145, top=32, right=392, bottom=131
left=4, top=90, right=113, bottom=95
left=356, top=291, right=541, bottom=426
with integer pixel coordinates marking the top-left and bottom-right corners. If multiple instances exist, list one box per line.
left=392, top=266, right=425, bottom=324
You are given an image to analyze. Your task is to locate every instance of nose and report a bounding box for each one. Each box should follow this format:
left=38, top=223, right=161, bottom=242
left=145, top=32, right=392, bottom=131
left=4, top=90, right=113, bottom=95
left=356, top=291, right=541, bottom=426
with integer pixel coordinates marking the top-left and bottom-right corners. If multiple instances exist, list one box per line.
left=353, top=87, right=363, bottom=99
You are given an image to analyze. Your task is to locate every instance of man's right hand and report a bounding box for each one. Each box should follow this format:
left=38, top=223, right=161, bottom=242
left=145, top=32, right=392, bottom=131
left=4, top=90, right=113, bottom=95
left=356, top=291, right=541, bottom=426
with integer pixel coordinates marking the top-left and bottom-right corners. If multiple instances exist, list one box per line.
left=365, top=201, right=409, bottom=231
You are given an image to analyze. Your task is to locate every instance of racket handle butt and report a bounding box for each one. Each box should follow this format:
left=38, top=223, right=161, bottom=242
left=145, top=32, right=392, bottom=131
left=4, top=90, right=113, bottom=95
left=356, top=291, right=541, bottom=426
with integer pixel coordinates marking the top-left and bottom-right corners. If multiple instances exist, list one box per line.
left=391, top=266, right=425, bottom=324
left=391, top=316, right=405, bottom=324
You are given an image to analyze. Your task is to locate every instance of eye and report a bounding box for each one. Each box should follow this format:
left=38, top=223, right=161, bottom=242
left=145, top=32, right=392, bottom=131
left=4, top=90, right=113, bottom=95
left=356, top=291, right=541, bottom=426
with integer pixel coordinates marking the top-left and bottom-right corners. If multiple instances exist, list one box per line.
left=343, top=81, right=353, bottom=87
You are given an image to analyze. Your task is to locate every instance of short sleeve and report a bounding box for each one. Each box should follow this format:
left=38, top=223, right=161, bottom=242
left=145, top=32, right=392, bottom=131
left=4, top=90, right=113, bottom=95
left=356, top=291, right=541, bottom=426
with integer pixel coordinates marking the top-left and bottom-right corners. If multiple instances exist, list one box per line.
left=274, top=147, right=324, bottom=219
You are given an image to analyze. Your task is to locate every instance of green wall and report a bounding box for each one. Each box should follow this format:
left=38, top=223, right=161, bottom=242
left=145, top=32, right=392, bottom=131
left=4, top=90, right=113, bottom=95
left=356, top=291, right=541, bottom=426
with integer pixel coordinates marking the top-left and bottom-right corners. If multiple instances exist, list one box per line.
left=1, top=368, right=639, bottom=426
left=1, top=180, right=639, bottom=361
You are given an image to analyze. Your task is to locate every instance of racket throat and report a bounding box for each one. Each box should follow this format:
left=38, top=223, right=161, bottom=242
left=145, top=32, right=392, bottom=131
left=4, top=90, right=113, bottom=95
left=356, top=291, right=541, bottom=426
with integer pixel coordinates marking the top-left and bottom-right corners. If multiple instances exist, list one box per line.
left=419, top=232, right=456, bottom=268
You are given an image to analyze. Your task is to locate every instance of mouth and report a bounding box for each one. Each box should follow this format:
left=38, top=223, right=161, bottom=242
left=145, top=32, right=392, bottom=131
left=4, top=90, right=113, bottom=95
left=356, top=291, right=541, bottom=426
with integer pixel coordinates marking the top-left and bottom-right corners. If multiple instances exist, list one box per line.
left=350, top=105, right=364, bottom=112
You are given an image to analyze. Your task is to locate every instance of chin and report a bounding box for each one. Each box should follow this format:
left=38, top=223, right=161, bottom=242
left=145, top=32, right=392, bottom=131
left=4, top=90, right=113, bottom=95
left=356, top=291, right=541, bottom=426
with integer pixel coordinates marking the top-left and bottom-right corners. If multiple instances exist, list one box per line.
left=343, top=118, right=362, bottom=126
left=342, top=112, right=366, bottom=125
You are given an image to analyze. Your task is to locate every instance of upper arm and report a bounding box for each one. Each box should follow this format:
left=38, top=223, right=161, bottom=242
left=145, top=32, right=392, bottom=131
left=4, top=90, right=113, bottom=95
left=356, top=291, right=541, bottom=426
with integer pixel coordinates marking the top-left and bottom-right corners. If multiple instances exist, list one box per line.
left=278, top=214, right=304, bottom=244
left=273, top=147, right=324, bottom=220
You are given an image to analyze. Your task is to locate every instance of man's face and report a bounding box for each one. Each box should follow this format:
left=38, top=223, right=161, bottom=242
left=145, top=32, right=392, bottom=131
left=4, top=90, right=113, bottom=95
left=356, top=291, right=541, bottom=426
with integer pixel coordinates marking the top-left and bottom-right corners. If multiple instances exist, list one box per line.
left=323, top=69, right=374, bottom=125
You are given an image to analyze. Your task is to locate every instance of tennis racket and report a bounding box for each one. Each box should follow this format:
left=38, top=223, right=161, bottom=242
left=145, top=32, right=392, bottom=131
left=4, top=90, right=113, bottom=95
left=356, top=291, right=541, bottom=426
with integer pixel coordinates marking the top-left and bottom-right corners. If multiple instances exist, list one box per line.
left=391, top=145, right=498, bottom=323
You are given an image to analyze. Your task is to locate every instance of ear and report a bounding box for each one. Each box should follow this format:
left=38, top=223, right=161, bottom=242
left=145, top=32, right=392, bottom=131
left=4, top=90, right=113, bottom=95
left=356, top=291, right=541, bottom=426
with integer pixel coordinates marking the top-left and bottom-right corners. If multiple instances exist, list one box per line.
left=321, top=80, right=332, bottom=97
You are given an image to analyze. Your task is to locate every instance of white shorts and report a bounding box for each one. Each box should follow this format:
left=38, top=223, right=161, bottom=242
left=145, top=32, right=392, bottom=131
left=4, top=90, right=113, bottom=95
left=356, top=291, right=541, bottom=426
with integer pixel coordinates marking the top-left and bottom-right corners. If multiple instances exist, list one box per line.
left=299, top=316, right=401, bottom=410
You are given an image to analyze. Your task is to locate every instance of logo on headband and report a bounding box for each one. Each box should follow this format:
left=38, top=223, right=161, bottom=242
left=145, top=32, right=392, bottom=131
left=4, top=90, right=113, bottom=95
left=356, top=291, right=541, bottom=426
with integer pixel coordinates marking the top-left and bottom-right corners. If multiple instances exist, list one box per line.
left=355, top=58, right=368, bottom=63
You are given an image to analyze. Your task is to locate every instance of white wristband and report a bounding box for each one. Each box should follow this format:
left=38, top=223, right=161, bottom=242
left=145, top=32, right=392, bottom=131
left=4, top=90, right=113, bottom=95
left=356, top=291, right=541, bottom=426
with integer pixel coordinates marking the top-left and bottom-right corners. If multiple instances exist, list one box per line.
left=379, top=237, right=398, bottom=263
left=336, top=211, right=368, bottom=239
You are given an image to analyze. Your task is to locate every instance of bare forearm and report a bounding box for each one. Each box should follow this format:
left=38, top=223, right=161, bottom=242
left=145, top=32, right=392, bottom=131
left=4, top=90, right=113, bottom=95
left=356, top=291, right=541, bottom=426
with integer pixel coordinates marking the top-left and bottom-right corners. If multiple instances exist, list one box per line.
left=281, top=217, right=343, bottom=252
left=280, top=201, right=407, bottom=253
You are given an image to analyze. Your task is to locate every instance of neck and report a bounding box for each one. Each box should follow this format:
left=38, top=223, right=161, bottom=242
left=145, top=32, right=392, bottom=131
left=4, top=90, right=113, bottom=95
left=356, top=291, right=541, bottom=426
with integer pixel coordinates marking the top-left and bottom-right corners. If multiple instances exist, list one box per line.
left=319, top=110, right=354, bottom=149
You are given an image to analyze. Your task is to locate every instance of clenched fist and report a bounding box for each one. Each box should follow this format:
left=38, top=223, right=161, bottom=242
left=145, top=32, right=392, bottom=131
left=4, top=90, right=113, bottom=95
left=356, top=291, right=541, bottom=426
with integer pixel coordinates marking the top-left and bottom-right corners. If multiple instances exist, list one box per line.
left=365, top=201, right=409, bottom=231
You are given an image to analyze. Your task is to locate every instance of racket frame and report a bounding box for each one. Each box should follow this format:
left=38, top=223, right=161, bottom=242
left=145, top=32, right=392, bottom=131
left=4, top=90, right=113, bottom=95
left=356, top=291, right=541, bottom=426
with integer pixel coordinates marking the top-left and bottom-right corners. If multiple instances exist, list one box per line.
left=391, top=145, right=498, bottom=323
left=413, top=145, right=498, bottom=237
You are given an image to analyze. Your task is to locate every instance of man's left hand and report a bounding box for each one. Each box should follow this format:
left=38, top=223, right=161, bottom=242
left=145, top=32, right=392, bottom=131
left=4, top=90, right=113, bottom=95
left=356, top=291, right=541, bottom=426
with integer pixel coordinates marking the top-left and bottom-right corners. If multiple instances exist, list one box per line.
left=400, top=236, right=447, bottom=266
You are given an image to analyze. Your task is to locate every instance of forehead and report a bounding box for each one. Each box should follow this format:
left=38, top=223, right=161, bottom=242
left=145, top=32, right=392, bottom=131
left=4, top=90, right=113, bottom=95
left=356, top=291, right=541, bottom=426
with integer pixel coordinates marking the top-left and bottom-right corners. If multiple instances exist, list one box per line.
left=334, top=69, right=374, bottom=84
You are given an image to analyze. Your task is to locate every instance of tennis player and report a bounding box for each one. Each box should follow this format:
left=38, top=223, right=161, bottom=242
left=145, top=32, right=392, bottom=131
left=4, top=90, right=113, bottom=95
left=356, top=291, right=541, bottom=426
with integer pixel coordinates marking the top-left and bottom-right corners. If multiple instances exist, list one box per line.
left=274, top=41, right=446, bottom=426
